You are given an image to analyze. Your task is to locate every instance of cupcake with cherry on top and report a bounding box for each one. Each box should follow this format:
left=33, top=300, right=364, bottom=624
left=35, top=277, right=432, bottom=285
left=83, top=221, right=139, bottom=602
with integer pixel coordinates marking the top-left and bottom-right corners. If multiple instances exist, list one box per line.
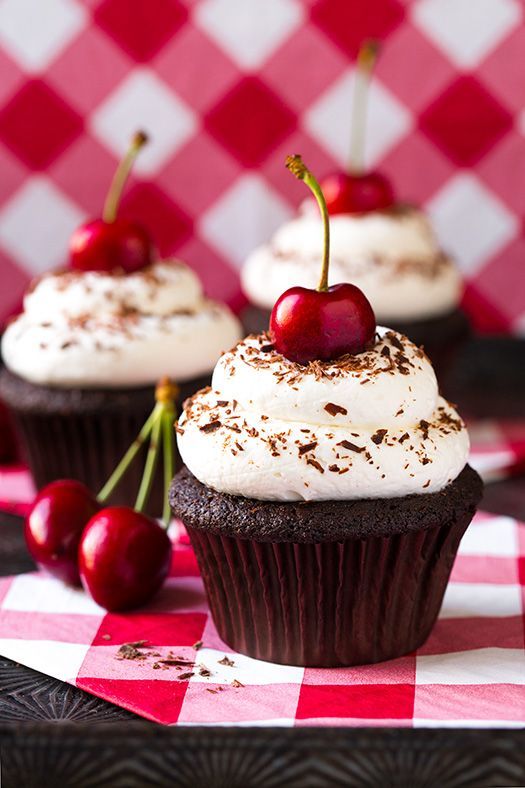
left=0, top=132, right=241, bottom=512
left=171, top=155, right=482, bottom=667
left=241, top=42, right=468, bottom=379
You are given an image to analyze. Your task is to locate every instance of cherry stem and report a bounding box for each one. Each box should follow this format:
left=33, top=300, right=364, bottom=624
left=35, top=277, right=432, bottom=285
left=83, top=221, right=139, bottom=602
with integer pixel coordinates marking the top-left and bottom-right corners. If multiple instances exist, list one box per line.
left=102, top=131, right=148, bottom=223
left=96, top=377, right=179, bottom=520
left=349, top=40, right=379, bottom=175
left=97, top=403, right=161, bottom=504
left=134, top=410, right=162, bottom=514
left=156, top=377, right=178, bottom=529
left=134, top=378, right=179, bottom=519
left=162, top=407, right=176, bottom=528
left=286, top=155, right=330, bottom=292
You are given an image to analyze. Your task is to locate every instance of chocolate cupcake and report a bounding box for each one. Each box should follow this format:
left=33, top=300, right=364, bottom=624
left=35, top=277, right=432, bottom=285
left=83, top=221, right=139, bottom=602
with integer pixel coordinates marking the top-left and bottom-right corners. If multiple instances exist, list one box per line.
left=0, top=260, right=241, bottom=512
left=240, top=205, right=469, bottom=379
left=170, top=329, right=482, bottom=667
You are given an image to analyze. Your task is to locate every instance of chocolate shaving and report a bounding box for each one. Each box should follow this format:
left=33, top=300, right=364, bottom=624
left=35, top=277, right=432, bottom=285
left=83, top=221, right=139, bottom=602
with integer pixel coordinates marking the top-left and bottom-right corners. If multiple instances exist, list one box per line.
left=231, top=679, right=245, bottom=688
left=260, top=344, right=274, bottom=353
left=324, top=402, right=348, bottom=417
left=178, top=672, right=194, bottom=680
left=338, top=440, right=364, bottom=453
left=306, top=458, right=324, bottom=473
left=193, top=640, right=203, bottom=651
left=389, top=334, right=404, bottom=351
left=218, top=655, right=235, bottom=667
left=371, top=429, right=388, bottom=445
left=200, top=420, right=221, bottom=433
left=116, top=641, right=148, bottom=660
left=298, top=441, right=318, bottom=456
left=158, top=658, right=194, bottom=667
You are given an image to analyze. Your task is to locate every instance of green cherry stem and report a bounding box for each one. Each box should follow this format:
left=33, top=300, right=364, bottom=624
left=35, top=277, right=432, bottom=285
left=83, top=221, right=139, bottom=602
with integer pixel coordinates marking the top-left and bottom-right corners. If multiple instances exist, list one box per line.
left=96, top=377, right=178, bottom=524
left=349, top=40, right=379, bottom=175
left=134, top=410, right=162, bottom=514
left=162, top=409, right=176, bottom=528
left=286, top=154, right=330, bottom=292
left=102, top=130, right=149, bottom=223
left=157, top=378, right=178, bottom=529
left=96, top=403, right=161, bottom=504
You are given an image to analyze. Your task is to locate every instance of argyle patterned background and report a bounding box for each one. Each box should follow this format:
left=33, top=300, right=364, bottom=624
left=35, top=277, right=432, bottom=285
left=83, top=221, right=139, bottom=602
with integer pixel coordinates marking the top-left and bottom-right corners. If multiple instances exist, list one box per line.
left=0, top=0, right=523, bottom=333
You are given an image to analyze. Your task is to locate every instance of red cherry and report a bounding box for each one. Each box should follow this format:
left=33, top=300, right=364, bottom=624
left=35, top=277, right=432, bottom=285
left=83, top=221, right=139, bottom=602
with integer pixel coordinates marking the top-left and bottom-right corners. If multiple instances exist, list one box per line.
left=270, top=283, right=376, bottom=364
left=69, top=218, right=153, bottom=273
left=25, top=480, right=100, bottom=586
left=78, top=507, right=172, bottom=611
left=69, top=131, right=153, bottom=274
left=320, top=171, right=395, bottom=215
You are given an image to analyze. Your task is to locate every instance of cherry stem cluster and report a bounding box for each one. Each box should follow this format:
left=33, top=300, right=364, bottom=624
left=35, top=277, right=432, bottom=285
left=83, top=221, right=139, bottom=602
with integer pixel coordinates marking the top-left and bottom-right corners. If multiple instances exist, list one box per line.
left=286, top=154, right=330, bottom=292
left=97, top=377, right=178, bottom=529
left=349, top=40, right=379, bottom=175
left=103, top=130, right=149, bottom=223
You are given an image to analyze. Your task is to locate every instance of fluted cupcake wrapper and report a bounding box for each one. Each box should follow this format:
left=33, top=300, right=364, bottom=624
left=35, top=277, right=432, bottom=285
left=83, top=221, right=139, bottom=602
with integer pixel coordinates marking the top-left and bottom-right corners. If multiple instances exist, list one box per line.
left=1, top=370, right=211, bottom=515
left=187, top=510, right=473, bottom=667
left=12, top=407, right=167, bottom=515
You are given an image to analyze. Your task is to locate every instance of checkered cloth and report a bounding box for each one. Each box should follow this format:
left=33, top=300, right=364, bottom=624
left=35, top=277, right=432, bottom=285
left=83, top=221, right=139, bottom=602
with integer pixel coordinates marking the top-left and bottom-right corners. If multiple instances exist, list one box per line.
left=1, top=419, right=524, bottom=517
left=0, top=510, right=523, bottom=726
left=0, top=1, right=523, bottom=333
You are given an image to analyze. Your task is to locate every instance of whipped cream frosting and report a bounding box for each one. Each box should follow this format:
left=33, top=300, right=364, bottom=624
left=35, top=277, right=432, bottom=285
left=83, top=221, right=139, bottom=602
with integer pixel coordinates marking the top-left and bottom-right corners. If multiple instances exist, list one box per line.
left=2, top=261, right=242, bottom=388
left=242, top=206, right=462, bottom=321
left=177, top=328, right=469, bottom=502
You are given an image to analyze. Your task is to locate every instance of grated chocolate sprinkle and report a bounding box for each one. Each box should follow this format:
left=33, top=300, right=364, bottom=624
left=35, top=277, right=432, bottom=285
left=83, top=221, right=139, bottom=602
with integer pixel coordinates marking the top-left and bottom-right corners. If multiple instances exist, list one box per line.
left=324, top=402, right=348, bottom=417
left=338, top=440, right=364, bottom=453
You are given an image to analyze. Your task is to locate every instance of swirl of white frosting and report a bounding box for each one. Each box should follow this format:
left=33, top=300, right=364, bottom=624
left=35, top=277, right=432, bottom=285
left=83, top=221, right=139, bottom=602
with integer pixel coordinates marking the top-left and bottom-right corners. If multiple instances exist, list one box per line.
left=177, top=328, right=469, bottom=501
left=242, top=207, right=462, bottom=321
left=2, top=261, right=242, bottom=387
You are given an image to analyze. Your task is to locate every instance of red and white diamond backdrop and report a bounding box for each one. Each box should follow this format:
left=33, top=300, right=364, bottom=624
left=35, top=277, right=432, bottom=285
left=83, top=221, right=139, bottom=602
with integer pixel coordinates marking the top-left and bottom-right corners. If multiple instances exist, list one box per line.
left=0, top=0, right=523, bottom=333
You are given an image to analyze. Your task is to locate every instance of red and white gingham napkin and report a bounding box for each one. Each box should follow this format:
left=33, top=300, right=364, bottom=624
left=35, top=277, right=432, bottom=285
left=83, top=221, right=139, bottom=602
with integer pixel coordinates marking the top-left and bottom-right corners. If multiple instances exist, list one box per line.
left=0, top=510, right=523, bottom=727
left=1, top=419, right=524, bottom=517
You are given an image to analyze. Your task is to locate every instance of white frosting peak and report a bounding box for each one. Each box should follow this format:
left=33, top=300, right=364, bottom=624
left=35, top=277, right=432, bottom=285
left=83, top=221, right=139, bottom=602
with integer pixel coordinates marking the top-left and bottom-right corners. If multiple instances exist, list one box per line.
left=177, top=328, right=469, bottom=502
left=242, top=207, right=462, bottom=321
left=2, top=260, right=242, bottom=388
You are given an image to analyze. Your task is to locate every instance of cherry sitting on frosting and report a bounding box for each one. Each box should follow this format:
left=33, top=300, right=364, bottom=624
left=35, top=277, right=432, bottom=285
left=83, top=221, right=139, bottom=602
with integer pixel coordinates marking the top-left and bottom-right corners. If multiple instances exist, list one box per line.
left=319, top=41, right=395, bottom=216
left=321, top=170, right=394, bottom=215
left=25, top=480, right=99, bottom=586
left=270, top=155, right=376, bottom=365
left=78, top=507, right=172, bottom=611
left=69, top=131, right=153, bottom=273
left=271, top=283, right=375, bottom=364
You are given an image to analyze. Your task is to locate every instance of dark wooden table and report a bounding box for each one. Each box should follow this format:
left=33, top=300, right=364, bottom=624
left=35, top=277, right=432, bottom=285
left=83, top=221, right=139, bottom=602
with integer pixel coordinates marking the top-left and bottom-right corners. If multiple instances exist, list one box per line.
left=0, top=336, right=524, bottom=788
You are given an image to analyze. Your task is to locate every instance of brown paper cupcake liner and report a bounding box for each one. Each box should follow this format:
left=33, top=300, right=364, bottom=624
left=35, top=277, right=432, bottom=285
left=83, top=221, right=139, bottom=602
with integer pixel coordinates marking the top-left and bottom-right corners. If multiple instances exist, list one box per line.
left=187, top=510, right=473, bottom=667
left=12, top=407, right=167, bottom=514
left=0, top=370, right=210, bottom=516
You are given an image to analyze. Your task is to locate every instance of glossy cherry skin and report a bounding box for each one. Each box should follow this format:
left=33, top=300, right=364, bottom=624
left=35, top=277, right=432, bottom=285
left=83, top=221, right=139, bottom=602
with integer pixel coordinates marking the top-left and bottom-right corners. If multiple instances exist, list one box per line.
left=320, top=171, right=395, bottom=215
left=270, top=283, right=376, bottom=364
left=78, top=507, right=172, bottom=611
left=25, top=480, right=100, bottom=586
left=69, top=218, right=153, bottom=273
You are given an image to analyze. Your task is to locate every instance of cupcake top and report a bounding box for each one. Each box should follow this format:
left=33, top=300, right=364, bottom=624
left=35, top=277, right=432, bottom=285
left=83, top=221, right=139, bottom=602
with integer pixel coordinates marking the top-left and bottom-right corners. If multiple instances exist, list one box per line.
left=177, top=328, right=469, bottom=502
left=2, top=260, right=242, bottom=388
left=242, top=205, right=462, bottom=322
